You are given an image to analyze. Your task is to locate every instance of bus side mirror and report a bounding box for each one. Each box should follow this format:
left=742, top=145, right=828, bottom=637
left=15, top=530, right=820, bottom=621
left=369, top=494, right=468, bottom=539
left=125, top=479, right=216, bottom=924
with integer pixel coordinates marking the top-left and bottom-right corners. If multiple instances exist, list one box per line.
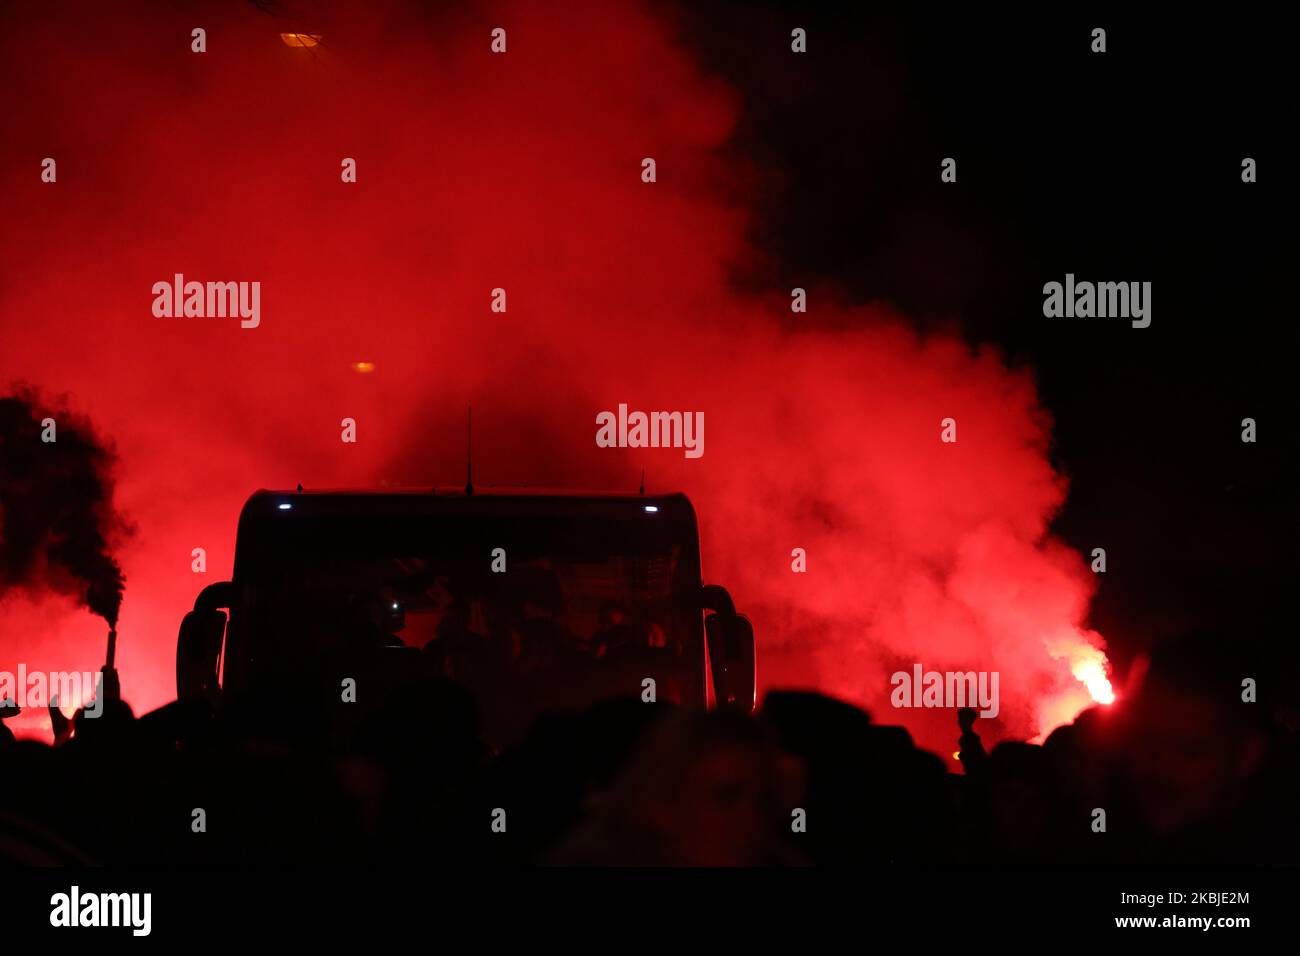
left=702, top=585, right=756, bottom=713
left=706, top=612, right=756, bottom=712
left=177, top=583, right=232, bottom=703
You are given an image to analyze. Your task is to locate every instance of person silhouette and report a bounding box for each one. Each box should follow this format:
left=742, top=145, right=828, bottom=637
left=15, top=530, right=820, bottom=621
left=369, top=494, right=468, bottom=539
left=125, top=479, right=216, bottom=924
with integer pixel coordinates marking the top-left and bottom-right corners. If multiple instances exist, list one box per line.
left=957, top=706, right=988, bottom=776
left=48, top=694, right=73, bottom=745
left=0, top=695, right=20, bottom=747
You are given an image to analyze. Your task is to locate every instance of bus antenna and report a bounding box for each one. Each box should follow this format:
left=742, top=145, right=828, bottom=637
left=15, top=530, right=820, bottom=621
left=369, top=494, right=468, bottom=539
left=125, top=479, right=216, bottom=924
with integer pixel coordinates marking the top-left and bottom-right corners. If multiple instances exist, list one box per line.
left=465, top=406, right=475, bottom=496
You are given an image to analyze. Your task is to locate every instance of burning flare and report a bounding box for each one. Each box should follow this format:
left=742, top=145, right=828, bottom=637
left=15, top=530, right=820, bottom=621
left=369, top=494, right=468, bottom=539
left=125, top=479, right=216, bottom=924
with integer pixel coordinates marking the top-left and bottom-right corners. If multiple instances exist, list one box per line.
left=1033, top=633, right=1116, bottom=740
left=1072, top=653, right=1115, bottom=705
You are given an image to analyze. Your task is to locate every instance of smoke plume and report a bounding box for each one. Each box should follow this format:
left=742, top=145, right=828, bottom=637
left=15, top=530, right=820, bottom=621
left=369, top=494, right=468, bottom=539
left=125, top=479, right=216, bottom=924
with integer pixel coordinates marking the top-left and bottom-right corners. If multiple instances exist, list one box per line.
left=0, top=388, right=128, bottom=626
left=0, top=0, right=1108, bottom=751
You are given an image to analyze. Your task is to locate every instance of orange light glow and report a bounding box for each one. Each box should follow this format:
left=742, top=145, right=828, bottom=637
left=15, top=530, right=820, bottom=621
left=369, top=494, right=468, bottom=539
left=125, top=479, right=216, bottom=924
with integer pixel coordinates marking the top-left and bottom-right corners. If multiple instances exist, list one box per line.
left=351, top=361, right=376, bottom=374
left=280, top=33, right=322, bottom=48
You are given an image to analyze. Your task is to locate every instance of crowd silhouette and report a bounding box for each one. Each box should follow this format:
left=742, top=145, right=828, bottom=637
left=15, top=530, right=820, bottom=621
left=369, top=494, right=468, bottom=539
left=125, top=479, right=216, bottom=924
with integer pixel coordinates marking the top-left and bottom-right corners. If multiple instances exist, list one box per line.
left=0, top=631, right=1295, bottom=867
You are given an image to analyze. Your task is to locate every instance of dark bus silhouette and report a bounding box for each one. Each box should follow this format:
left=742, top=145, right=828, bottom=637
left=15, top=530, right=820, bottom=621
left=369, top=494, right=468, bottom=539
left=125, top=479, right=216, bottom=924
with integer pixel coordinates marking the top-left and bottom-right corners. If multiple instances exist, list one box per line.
left=177, top=489, right=755, bottom=746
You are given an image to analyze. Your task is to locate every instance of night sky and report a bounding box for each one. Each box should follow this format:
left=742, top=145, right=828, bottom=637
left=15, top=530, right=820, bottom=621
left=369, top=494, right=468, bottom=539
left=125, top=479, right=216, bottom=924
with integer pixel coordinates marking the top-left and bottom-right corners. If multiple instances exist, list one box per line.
left=683, top=2, right=1297, bottom=681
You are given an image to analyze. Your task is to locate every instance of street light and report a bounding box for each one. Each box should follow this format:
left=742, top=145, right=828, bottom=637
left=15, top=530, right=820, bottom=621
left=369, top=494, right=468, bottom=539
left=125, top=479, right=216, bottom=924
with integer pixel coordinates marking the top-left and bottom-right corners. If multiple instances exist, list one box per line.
left=280, top=33, right=321, bottom=48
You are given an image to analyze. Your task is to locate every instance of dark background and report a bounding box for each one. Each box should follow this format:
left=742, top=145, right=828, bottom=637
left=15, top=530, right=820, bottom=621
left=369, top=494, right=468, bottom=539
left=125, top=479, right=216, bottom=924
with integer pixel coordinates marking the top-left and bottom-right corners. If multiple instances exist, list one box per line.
left=679, top=2, right=1298, bottom=689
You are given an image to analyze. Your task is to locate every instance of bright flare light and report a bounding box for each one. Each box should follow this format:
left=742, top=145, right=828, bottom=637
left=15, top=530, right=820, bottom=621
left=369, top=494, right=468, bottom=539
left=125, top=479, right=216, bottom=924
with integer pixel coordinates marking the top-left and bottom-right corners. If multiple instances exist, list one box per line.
left=1073, top=657, right=1115, bottom=705
left=1035, top=635, right=1117, bottom=740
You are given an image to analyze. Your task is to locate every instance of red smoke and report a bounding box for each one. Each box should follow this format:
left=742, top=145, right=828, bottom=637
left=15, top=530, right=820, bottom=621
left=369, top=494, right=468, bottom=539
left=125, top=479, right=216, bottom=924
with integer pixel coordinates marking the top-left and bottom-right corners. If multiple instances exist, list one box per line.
left=0, top=0, right=1109, bottom=752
